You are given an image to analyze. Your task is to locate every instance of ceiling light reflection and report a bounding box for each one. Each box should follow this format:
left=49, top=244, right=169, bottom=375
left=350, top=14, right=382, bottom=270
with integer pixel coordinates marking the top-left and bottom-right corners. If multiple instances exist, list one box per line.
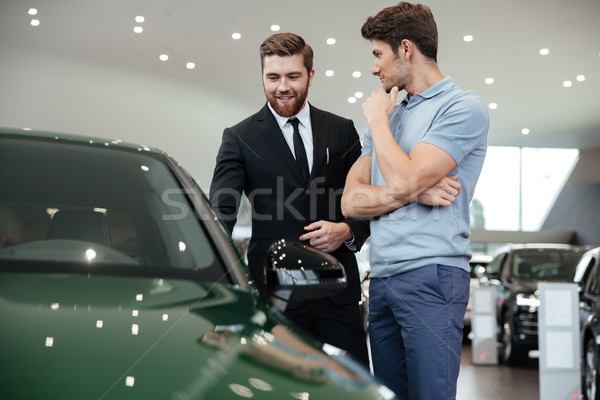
left=136, top=294, right=143, bottom=301
left=563, top=80, right=572, bottom=88
left=178, top=241, right=187, bottom=252
left=131, top=324, right=139, bottom=335
left=28, top=8, right=38, bottom=15
left=85, top=248, right=97, bottom=261
left=45, top=337, right=54, bottom=347
left=159, top=54, right=169, bottom=61
left=135, top=16, right=145, bottom=23
left=228, top=383, right=254, bottom=398
left=348, top=97, right=357, bottom=104
left=325, top=70, right=334, bottom=77
left=96, top=320, right=103, bottom=328
left=354, top=91, right=364, bottom=99
left=577, top=75, right=586, bottom=82
left=186, top=62, right=196, bottom=70
left=484, top=77, right=494, bottom=84
left=270, top=25, right=280, bottom=32
left=30, top=19, right=40, bottom=27
left=133, top=26, right=143, bottom=33
left=249, top=378, right=273, bottom=392
left=162, top=314, right=169, bottom=321
left=125, top=376, right=135, bottom=387
left=51, top=303, right=60, bottom=310
left=488, top=103, right=498, bottom=110
left=232, top=33, right=242, bottom=40
left=132, top=310, right=139, bottom=317
left=352, top=71, right=362, bottom=78
left=326, top=38, right=336, bottom=45
left=539, top=48, right=550, bottom=56
left=463, top=35, right=473, bottom=42
left=521, top=128, right=530, bottom=135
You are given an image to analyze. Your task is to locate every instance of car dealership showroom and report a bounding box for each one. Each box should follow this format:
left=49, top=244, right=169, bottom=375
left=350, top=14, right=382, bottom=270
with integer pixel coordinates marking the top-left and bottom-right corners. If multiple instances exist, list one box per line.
left=1, top=0, right=599, bottom=399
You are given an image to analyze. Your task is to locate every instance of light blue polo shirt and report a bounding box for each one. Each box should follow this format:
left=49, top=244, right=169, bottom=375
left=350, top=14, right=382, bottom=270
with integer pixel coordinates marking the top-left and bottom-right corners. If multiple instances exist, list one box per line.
left=361, top=76, right=489, bottom=278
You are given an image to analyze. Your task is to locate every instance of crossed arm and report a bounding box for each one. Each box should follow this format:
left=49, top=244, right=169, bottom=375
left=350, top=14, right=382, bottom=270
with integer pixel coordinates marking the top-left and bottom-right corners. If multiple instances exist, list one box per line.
left=341, top=87, right=460, bottom=218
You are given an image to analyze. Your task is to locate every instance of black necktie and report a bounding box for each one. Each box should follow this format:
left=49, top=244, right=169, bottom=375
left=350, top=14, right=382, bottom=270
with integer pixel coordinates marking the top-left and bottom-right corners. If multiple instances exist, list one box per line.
left=289, top=117, right=309, bottom=184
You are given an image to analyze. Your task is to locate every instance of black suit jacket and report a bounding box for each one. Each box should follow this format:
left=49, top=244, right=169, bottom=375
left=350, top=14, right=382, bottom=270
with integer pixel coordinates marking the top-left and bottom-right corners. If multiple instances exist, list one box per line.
left=209, top=103, right=369, bottom=305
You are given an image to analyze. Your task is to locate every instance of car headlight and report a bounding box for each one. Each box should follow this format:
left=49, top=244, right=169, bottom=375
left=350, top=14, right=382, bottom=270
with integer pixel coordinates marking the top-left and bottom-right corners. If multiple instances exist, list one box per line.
left=516, top=293, right=540, bottom=308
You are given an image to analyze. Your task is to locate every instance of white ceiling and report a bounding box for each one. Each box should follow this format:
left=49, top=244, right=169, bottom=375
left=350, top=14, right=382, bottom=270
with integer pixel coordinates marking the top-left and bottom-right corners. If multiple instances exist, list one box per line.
left=1, top=0, right=599, bottom=187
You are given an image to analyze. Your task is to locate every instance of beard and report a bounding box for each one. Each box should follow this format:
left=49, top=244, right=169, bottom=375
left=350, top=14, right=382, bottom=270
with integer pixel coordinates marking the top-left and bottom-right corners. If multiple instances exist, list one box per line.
left=265, top=82, right=309, bottom=118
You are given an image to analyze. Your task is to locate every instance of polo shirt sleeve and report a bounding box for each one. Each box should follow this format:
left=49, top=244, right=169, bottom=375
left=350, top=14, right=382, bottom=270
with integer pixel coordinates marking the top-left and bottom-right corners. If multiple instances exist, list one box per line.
left=360, top=128, right=374, bottom=157
left=420, top=91, right=489, bottom=165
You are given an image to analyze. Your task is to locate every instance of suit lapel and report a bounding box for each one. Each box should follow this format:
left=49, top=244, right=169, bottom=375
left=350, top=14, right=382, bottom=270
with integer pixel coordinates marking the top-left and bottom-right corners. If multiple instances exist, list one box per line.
left=256, top=104, right=305, bottom=182
left=309, top=105, right=329, bottom=180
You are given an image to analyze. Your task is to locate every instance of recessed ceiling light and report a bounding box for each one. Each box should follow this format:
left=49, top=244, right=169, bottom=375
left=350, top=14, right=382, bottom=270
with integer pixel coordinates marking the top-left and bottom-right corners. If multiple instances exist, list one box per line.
left=186, top=62, right=196, bottom=70
left=539, top=48, right=550, bottom=56
left=159, top=54, right=169, bottom=61
left=133, top=26, right=143, bottom=33
left=270, top=25, right=280, bottom=32
left=231, top=32, right=242, bottom=40
left=30, top=19, right=40, bottom=27
left=463, top=35, right=473, bottom=42
left=563, top=80, right=572, bottom=88
left=521, top=128, right=530, bottom=135
left=348, top=97, right=357, bottom=104
left=352, top=71, right=362, bottom=78
left=325, top=70, right=334, bottom=77
left=135, top=16, right=145, bottom=23
left=28, top=8, right=37, bottom=15
left=355, top=91, right=364, bottom=99
left=488, top=103, right=498, bottom=110
left=484, top=77, right=494, bottom=85
left=326, top=38, right=336, bottom=45
left=576, top=75, right=586, bottom=82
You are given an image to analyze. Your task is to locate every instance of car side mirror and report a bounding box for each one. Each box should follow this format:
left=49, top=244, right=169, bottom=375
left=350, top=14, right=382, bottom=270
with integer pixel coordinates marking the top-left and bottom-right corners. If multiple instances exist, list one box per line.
left=265, top=240, right=347, bottom=310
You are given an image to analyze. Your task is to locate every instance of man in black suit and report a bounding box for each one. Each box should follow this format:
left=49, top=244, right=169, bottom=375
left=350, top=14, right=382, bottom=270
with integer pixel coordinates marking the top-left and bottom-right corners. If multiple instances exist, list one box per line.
left=210, top=33, right=371, bottom=366
left=209, top=32, right=460, bottom=367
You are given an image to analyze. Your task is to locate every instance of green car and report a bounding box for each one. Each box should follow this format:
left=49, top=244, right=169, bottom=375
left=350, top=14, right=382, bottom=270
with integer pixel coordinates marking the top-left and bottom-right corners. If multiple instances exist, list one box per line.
left=0, top=128, right=394, bottom=400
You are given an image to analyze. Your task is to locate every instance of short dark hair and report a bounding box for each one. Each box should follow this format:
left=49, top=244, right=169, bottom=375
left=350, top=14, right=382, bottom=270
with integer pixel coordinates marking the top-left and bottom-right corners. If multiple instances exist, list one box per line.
left=361, top=2, right=438, bottom=61
left=259, top=33, right=314, bottom=73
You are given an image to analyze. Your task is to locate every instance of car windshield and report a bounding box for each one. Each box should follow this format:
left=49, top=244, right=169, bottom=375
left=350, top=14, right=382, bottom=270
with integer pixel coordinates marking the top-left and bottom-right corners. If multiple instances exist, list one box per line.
left=512, top=249, right=582, bottom=281
left=0, top=135, right=226, bottom=281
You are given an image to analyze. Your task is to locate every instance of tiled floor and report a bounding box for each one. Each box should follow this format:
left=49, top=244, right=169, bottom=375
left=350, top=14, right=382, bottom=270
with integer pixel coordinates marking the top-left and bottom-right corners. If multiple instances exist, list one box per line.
left=457, top=344, right=540, bottom=400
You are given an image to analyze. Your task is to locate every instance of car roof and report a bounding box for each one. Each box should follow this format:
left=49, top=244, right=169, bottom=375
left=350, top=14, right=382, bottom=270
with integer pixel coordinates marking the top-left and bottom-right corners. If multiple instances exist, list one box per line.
left=0, top=127, right=165, bottom=155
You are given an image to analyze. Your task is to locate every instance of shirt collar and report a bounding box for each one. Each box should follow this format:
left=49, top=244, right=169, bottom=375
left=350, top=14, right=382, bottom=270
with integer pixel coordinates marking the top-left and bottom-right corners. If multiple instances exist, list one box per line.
left=415, top=76, right=455, bottom=99
left=268, top=102, right=311, bottom=130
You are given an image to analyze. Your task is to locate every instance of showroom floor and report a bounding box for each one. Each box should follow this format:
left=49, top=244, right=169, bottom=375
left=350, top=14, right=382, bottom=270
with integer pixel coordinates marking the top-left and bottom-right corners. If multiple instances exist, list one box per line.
left=457, top=344, right=540, bottom=399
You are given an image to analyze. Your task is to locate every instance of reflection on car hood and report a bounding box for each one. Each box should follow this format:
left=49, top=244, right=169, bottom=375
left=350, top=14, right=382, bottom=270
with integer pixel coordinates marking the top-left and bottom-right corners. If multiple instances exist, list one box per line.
left=0, top=270, right=387, bottom=399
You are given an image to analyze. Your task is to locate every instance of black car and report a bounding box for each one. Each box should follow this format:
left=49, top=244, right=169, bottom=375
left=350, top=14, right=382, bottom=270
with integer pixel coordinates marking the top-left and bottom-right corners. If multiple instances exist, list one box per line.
left=480, top=243, right=586, bottom=365
left=574, top=247, right=600, bottom=400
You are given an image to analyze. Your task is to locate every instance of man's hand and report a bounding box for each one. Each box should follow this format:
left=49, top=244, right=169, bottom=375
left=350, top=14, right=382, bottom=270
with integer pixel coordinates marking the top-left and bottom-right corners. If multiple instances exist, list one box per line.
left=417, top=174, right=461, bottom=206
left=299, top=221, right=352, bottom=253
left=362, top=86, right=399, bottom=127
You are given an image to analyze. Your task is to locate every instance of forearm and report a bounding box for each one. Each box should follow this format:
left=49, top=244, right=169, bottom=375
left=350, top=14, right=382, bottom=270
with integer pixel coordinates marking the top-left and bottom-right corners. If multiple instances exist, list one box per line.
left=341, top=181, right=406, bottom=217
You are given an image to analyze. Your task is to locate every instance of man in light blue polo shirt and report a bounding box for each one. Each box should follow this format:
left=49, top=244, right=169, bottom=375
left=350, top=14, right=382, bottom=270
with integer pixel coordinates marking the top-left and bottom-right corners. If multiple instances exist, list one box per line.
left=341, top=3, right=489, bottom=399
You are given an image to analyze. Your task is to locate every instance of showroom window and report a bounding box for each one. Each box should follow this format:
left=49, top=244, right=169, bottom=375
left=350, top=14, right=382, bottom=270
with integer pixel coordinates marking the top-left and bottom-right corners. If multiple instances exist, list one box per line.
left=472, top=146, right=579, bottom=231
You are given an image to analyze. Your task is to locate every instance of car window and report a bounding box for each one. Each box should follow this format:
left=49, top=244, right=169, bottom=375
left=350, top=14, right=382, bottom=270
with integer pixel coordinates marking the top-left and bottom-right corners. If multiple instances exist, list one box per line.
left=584, top=262, right=598, bottom=297
left=512, top=249, right=583, bottom=280
left=0, top=136, right=225, bottom=281
left=488, top=253, right=505, bottom=275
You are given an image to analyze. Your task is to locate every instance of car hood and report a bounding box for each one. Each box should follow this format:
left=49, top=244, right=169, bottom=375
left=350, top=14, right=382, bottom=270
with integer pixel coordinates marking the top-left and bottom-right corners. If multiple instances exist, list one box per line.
left=0, top=271, right=389, bottom=400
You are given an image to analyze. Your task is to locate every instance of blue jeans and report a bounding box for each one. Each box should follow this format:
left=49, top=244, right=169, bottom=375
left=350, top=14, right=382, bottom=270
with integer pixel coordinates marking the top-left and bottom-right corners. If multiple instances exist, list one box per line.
left=369, top=264, right=469, bottom=400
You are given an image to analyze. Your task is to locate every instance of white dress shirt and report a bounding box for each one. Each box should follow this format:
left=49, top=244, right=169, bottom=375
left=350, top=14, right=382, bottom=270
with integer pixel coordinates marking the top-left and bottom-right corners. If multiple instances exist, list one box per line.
left=267, top=102, right=313, bottom=173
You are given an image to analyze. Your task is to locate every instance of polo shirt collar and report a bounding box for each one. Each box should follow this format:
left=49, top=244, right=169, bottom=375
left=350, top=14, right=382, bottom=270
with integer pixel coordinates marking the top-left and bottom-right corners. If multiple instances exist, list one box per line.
left=416, top=76, right=455, bottom=99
